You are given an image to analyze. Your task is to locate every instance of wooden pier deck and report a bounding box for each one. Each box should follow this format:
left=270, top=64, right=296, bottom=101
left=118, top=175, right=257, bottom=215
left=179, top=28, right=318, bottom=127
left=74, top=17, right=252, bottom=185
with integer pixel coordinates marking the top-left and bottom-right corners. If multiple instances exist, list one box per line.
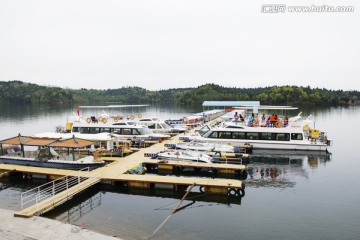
left=1, top=120, right=246, bottom=218
left=14, top=177, right=101, bottom=218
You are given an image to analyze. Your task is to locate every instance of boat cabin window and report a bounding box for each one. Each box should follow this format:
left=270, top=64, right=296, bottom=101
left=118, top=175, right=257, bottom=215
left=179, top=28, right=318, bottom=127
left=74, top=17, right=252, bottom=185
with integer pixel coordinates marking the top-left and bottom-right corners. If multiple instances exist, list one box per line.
left=219, top=131, right=232, bottom=139
left=260, top=132, right=273, bottom=140
left=202, top=131, right=290, bottom=141
left=89, top=127, right=100, bottom=134
left=79, top=127, right=91, bottom=134
left=122, top=129, right=131, bottom=135
left=291, top=133, right=303, bottom=140
left=276, top=133, right=289, bottom=141
left=147, top=123, right=156, bottom=129
left=101, top=128, right=111, bottom=133
left=246, top=132, right=259, bottom=140
left=113, top=128, right=141, bottom=135
left=232, top=132, right=246, bottom=139
left=208, top=131, right=219, bottom=138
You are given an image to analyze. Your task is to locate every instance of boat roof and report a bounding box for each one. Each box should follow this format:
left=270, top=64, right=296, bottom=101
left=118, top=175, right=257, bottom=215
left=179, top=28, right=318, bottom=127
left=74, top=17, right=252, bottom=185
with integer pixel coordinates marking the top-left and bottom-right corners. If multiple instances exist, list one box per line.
left=72, top=121, right=143, bottom=128
left=78, top=104, right=149, bottom=109
left=233, top=105, right=298, bottom=110
left=0, top=135, right=58, bottom=146
left=0, top=135, right=94, bottom=148
left=47, top=137, right=94, bottom=148
left=202, top=101, right=260, bottom=107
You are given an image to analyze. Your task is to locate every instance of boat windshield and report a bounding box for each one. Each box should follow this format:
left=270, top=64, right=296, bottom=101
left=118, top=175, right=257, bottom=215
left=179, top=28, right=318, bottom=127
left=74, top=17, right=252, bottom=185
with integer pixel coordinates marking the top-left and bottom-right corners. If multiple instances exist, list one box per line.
left=160, top=122, right=172, bottom=129
left=198, top=125, right=210, bottom=136
left=137, top=127, right=153, bottom=135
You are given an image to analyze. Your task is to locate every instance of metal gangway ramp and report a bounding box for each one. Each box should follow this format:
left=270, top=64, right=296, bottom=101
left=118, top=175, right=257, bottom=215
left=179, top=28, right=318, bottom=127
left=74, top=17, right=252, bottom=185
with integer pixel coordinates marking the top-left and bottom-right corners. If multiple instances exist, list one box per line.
left=15, top=168, right=101, bottom=218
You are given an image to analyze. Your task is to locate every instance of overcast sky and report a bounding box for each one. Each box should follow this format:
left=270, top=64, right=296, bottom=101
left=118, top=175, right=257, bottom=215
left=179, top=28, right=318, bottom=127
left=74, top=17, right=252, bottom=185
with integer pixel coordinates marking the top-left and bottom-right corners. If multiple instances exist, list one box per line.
left=0, top=0, right=359, bottom=91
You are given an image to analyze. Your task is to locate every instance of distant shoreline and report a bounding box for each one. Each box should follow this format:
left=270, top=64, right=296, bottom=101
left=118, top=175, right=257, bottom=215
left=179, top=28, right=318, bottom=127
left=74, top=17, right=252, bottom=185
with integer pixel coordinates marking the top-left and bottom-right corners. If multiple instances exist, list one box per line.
left=0, top=80, right=359, bottom=106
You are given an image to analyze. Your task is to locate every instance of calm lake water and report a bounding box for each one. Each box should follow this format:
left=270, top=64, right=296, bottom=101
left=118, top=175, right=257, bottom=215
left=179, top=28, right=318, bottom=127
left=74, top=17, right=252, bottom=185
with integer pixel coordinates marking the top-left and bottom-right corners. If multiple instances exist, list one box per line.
left=0, top=104, right=360, bottom=240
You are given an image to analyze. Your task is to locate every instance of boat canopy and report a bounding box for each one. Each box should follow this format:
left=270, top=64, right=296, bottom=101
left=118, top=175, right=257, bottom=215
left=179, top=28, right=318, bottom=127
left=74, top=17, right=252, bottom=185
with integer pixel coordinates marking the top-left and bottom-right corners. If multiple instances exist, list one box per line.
left=0, top=134, right=94, bottom=148
left=0, top=135, right=58, bottom=146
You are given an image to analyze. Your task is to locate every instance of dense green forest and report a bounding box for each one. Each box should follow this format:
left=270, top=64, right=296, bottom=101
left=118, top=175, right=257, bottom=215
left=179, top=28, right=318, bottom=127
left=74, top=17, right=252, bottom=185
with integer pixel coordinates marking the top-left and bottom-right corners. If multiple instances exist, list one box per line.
left=0, top=80, right=359, bottom=106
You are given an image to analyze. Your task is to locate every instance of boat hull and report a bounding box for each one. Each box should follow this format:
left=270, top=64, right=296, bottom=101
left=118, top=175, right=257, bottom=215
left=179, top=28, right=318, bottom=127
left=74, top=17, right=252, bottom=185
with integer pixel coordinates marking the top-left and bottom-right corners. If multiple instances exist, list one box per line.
left=0, top=157, right=105, bottom=170
left=195, top=138, right=329, bottom=152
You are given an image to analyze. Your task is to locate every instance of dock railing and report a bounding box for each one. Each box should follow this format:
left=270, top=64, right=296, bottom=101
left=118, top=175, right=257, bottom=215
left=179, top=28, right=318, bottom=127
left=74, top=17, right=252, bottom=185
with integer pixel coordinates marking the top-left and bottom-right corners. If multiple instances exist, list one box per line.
left=20, top=167, right=91, bottom=210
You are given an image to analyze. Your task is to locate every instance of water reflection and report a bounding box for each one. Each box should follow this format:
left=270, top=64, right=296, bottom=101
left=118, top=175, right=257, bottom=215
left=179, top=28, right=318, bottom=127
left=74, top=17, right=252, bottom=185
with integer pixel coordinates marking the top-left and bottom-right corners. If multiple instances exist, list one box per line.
left=44, top=189, right=102, bottom=223
left=246, top=151, right=332, bottom=188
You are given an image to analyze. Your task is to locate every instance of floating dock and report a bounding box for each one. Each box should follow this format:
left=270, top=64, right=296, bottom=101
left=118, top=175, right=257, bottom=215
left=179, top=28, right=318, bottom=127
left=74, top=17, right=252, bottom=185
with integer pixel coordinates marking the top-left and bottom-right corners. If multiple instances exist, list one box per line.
left=0, top=119, right=247, bottom=218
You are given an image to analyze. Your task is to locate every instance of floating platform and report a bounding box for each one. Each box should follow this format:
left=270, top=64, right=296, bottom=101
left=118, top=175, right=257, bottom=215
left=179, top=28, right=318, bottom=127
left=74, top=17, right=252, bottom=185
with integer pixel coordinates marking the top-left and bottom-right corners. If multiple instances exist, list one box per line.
left=0, top=118, right=247, bottom=218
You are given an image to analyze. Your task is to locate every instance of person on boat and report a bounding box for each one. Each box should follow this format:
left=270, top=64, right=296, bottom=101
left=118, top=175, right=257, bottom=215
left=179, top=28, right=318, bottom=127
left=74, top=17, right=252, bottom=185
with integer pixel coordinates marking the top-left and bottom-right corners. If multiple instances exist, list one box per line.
left=266, top=117, right=271, bottom=127
left=261, top=114, right=266, bottom=123
left=284, top=117, right=289, bottom=127
left=248, top=113, right=254, bottom=127
left=234, top=112, right=238, bottom=122
left=239, top=114, right=244, bottom=122
left=269, top=114, right=276, bottom=127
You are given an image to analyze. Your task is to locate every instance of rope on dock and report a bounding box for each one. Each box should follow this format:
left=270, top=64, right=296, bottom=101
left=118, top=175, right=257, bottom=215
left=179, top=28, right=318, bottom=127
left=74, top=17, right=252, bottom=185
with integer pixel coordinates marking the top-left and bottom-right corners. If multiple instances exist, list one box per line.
left=150, top=183, right=195, bottom=238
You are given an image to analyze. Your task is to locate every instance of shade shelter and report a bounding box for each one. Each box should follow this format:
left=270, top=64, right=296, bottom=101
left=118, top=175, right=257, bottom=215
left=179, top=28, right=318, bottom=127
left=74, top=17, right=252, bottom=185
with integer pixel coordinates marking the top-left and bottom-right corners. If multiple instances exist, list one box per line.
left=0, top=134, right=94, bottom=161
left=0, top=134, right=58, bottom=157
left=47, top=135, right=95, bottom=161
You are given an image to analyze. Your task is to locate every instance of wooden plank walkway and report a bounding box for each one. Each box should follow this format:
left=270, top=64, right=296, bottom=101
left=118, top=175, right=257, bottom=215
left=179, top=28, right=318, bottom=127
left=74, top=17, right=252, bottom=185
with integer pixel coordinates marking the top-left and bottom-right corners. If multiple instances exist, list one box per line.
left=0, top=164, right=78, bottom=177
left=105, top=174, right=243, bottom=188
left=141, top=158, right=246, bottom=170
left=14, top=177, right=101, bottom=218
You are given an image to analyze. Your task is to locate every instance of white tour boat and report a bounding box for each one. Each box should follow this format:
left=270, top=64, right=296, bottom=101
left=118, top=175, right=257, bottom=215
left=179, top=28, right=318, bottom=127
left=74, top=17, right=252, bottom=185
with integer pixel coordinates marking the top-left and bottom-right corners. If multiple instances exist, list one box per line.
left=191, top=113, right=332, bottom=152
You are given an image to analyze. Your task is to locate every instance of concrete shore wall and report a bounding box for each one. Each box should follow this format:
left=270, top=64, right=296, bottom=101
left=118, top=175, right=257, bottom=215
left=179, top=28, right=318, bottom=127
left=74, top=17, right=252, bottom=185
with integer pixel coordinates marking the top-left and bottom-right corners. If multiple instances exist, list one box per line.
left=0, top=208, right=120, bottom=240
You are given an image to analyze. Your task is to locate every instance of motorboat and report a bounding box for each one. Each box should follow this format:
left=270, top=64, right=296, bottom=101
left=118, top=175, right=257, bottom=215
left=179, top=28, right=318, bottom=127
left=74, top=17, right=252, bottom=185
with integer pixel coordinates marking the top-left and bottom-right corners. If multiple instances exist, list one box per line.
left=154, top=150, right=213, bottom=164
left=166, top=139, right=248, bottom=153
left=137, top=117, right=188, bottom=134
left=35, top=117, right=171, bottom=152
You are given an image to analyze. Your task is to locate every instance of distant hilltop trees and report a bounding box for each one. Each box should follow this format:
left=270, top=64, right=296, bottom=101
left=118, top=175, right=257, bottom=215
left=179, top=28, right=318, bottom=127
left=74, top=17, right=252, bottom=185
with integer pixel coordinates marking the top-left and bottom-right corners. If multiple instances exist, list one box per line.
left=0, top=81, right=358, bottom=106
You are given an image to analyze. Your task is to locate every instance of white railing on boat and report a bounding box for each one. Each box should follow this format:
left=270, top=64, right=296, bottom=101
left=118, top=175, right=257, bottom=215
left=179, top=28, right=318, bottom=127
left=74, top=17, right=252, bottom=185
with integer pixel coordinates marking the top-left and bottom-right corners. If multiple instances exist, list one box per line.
left=20, top=167, right=91, bottom=210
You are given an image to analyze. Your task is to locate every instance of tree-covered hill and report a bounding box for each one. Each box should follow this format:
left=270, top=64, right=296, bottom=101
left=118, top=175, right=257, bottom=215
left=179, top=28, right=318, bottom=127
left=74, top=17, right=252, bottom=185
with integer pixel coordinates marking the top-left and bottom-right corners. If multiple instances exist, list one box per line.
left=0, top=81, right=73, bottom=104
left=0, top=80, right=358, bottom=106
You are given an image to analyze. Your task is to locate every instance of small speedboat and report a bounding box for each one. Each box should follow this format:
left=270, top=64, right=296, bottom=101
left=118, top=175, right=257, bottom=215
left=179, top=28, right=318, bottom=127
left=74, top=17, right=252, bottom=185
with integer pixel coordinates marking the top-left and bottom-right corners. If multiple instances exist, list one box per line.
left=166, top=140, right=245, bottom=153
left=155, top=150, right=213, bottom=164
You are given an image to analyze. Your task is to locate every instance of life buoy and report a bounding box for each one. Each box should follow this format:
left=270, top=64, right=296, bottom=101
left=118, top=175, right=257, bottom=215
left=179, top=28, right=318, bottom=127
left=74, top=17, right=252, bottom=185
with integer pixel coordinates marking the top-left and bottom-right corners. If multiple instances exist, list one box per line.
left=86, top=118, right=91, bottom=123
left=138, top=113, right=142, bottom=118
left=276, top=121, right=282, bottom=128
left=228, top=188, right=237, bottom=196
left=98, top=117, right=103, bottom=122
left=102, top=118, right=107, bottom=124
left=238, top=188, right=245, bottom=197
left=114, top=117, right=119, bottom=122
left=130, top=115, right=135, bottom=120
